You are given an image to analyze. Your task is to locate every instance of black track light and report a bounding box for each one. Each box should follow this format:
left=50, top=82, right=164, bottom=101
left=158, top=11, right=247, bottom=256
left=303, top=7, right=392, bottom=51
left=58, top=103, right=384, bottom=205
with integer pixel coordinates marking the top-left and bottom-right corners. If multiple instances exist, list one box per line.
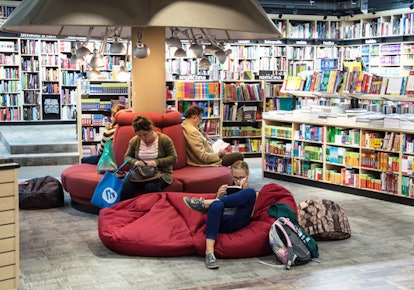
left=410, top=4, right=414, bottom=10
left=278, top=13, right=283, bottom=19
left=323, top=15, right=327, bottom=20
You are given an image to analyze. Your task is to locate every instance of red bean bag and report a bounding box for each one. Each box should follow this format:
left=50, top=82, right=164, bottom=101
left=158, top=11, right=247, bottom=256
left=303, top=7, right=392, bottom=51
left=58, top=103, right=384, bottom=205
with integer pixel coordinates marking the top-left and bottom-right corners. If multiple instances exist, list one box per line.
left=98, top=183, right=297, bottom=258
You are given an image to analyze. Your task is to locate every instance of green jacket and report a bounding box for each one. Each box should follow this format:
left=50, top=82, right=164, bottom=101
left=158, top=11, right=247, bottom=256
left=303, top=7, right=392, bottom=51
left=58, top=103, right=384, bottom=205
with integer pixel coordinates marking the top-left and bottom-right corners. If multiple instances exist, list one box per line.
left=124, top=132, right=177, bottom=184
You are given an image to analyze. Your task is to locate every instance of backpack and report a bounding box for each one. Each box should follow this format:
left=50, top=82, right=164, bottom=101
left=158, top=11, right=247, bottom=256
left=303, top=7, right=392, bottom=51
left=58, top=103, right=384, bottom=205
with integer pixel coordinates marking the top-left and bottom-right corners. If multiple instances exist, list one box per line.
left=269, top=217, right=312, bottom=270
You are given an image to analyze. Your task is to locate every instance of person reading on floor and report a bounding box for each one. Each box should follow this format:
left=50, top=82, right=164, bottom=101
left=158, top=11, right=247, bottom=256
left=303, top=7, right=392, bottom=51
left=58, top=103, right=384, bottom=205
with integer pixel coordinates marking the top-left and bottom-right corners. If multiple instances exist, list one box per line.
left=183, top=160, right=257, bottom=269
left=81, top=103, right=126, bottom=164
left=181, top=105, right=243, bottom=167
left=120, top=115, right=177, bottom=201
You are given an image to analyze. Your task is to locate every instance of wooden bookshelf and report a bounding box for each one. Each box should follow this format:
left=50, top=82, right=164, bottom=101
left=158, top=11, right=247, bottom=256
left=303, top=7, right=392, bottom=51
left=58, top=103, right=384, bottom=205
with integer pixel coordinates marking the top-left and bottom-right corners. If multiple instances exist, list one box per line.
left=0, top=162, right=20, bottom=290
left=77, top=80, right=130, bottom=160
left=262, top=110, right=414, bottom=205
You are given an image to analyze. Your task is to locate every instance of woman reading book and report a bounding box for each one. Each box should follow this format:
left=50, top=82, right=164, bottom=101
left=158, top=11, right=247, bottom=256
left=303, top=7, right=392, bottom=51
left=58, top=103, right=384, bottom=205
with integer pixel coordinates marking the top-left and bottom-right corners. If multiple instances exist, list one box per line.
left=183, top=160, right=257, bottom=269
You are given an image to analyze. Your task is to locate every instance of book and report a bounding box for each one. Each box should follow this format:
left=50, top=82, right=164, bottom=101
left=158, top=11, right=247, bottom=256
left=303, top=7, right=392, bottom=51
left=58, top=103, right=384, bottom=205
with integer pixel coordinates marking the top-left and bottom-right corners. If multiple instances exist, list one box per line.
left=405, top=71, right=414, bottom=95
left=212, top=139, right=230, bottom=153
left=226, top=185, right=242, bottom=195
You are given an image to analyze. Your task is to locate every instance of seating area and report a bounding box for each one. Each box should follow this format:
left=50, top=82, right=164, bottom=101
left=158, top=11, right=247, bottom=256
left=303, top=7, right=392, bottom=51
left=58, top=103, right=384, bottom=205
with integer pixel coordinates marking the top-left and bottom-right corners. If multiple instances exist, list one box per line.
left=98, top=183, right=297, bottom=258
left=61, top=110, right=233, bottom=213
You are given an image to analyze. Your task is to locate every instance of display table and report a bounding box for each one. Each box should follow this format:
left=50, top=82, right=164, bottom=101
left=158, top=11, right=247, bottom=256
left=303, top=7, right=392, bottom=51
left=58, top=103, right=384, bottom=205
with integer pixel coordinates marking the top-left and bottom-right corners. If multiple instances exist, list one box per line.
left=0, top=162, right=20, bottom=289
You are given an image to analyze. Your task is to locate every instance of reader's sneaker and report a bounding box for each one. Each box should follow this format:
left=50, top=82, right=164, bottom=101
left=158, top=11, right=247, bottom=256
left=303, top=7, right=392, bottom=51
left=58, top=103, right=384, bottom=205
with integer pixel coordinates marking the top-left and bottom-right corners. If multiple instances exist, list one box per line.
left=205, top=253, right=219, bottom=269
left=183, top=197, right=207, bottom=214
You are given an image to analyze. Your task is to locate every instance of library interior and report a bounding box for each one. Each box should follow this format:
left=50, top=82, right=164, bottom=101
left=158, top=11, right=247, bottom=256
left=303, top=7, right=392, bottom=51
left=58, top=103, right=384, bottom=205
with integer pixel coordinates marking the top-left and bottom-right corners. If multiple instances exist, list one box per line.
left=1, top=0, right=414, bottom=289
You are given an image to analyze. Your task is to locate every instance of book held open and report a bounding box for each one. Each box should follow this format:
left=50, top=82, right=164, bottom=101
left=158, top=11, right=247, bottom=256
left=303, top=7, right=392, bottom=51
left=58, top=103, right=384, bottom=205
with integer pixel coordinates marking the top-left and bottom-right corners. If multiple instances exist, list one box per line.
left=212, top=139, right=230, bottom=153
left=226, top=185, right=242, bottom=195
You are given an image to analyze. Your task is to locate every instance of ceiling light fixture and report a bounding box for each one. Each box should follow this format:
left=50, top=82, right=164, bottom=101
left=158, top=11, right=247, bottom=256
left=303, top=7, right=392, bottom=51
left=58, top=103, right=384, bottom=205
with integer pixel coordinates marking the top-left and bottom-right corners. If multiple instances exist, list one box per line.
left=116, top=37, right=131, bottom=82
left=76, top=27, right=93, bottom=58
left=214, top=49, right=228, bottom=64
left=89, top=28, right=109, bottom=69
left=133, top=28, right=150, bottom=59
left=69, top=48, right=83, bottom=65
left=278, top=14, right=283, bottom=19
left=174, top=47, right=187, bottom=57
left=199, top=56, right=211, bottom=69
left=188, top=29, right=203, bottom=58
left=166, top=28, right=183, bottom=48
left=110, top=27, right=126, bottom=54
left=89, top=46, right=105, bottom=69
left=88, top=67, right=101, bottom=80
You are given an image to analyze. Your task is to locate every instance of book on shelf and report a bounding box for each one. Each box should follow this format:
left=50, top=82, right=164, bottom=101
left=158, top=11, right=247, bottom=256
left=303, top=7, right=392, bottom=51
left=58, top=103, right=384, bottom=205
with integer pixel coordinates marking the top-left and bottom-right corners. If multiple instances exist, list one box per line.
left=405, top=70, right=414, bottom=95
left=385, top=76, right=404, bottom=95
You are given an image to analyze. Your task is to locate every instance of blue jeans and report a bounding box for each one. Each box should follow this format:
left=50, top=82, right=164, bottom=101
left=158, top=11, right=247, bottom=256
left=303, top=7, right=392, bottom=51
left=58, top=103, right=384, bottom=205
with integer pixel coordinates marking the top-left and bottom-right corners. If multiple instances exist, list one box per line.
left=205, top=188, right=257, bottom=240
left=120, top=177, right=169, bottom=201
left=81, top=154, right=101, bottom=165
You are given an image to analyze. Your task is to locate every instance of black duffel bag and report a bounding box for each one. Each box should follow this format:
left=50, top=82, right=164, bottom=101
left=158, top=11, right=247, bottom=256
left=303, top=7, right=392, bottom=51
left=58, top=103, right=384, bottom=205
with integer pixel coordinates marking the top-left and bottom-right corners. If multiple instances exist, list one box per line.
left=18, top=176, right=64, bottom=209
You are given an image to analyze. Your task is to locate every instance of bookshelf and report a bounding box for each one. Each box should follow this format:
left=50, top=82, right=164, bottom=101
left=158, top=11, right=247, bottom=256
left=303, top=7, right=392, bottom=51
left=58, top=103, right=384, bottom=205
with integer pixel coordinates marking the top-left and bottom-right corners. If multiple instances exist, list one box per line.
left=5, top=8, right=414, bottom=121
left=59, top=40, right=84, bottom=121
left=262, top=110, right=414, bottom=205
left=0, top=0, right=18, bottom=25
left=0, top=37, right=20, bottom=121
left=173, top=80, right=222, bottom=137
left=77, top=80, right=130, bottom=160
left=0, top=162, right=20, bottom=290
left=221, top=80, right=264, bottom=157
left=263, top=81, right=292, bottom=112
left=40, top=39, right=61, bottom=120
left=20, top=38, right=41, bottom=121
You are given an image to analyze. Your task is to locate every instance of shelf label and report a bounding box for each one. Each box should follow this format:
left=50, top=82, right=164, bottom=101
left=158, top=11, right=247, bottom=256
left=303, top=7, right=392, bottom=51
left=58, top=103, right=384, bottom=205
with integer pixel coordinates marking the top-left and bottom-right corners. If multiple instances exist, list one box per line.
left=264, top=40, right=285, bottom=45
left=322, top=41, right=335, bottom=46
left=258, top=75, right=284, bottom=80
left=295, top=41, right=307, bottom=45
left=176, top=75, right=209, bottom=80
left=365, top=39, right=377, bottom=44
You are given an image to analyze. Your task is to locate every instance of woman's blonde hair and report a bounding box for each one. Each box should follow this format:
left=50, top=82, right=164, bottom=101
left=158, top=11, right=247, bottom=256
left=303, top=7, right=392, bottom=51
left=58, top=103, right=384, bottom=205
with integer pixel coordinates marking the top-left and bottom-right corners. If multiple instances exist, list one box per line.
left=230, top=160, right=249, bottom=176
left=110, top=103, right=126, bottom=126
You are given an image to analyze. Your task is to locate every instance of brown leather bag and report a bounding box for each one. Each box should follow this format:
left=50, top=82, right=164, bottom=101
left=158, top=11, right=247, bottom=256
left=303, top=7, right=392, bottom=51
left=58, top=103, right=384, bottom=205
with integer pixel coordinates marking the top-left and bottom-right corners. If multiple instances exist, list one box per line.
left=297, top=199, right=351, bottom=240
left=129, top=164, right=163, bottom=183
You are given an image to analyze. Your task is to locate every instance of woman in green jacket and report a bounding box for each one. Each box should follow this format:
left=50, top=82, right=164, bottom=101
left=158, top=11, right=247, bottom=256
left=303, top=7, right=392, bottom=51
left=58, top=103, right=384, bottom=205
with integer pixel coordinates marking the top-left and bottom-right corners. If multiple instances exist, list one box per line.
left=120, top=115, right=178, bottom=201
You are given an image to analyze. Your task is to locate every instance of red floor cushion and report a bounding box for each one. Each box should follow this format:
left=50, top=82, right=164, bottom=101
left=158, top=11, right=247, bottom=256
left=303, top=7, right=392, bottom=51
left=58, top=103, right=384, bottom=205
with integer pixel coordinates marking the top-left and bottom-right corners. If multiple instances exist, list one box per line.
left=98, top=183, right=297, bottom=258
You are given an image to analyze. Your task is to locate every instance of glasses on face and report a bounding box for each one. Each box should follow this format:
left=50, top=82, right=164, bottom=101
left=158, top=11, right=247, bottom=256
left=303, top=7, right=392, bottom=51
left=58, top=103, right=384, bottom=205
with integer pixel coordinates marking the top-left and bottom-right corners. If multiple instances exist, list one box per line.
left=194, top=115, right=202, bottom=121
left=233, top=176, right=247, bottom=181
left=136, top=130, right=153, bottom=139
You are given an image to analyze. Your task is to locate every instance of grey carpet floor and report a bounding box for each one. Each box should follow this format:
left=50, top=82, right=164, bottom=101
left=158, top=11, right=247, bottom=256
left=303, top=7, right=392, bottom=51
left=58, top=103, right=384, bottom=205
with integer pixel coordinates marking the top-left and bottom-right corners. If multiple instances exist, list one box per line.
left=17, top=160, right=414, bottom=289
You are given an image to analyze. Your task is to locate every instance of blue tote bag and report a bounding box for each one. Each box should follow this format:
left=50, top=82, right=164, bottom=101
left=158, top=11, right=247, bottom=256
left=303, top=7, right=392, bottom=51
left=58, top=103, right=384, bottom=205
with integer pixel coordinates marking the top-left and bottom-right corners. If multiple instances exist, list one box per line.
left=91, top=158, right=132, bottom=209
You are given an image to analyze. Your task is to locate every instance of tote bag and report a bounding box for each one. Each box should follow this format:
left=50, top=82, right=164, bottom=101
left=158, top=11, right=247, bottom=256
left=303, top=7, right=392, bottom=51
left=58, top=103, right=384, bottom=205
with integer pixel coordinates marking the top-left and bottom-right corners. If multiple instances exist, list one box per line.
left=91, top=158, right=131, bottom=209
left=97, top=139, right=117, bottom=174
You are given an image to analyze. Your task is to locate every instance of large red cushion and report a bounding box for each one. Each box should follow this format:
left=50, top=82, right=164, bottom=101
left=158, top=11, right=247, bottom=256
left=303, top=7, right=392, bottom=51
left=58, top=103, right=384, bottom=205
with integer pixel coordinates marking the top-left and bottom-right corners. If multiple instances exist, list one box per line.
left=61, top=164, right=184, bottom=206
left=173, top=166, right=232, bottom=193
left=98, top=183, right=297, bottom=258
